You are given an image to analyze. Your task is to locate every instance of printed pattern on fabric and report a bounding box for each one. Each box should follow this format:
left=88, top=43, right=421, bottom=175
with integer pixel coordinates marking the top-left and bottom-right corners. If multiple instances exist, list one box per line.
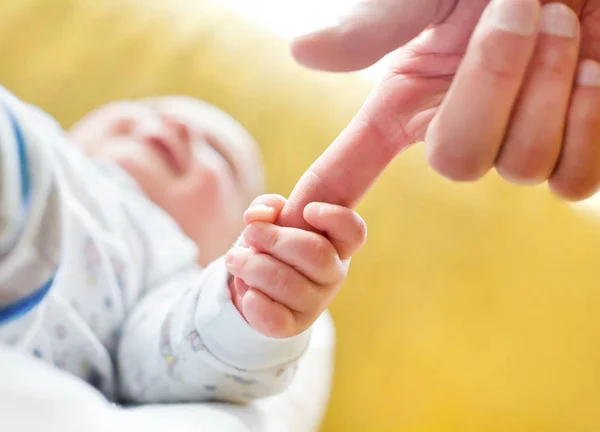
left=0, top=86, right=310, bottom=405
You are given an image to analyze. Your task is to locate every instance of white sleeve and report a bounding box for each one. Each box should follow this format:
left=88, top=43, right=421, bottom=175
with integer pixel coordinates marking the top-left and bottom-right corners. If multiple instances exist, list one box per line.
left=0, top=86, right=62, bottom=327
left=0, top=312, right=334, bottom=432
left=117, top=255, right=313, bottom=404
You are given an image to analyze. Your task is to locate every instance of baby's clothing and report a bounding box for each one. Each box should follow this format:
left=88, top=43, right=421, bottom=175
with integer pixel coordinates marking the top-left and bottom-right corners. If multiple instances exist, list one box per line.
left=0, top=87, right=311, bottom=404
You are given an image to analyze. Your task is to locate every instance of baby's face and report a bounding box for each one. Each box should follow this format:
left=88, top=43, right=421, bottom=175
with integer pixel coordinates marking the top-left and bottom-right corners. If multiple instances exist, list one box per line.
left=69, top=97, right=264, bottom=265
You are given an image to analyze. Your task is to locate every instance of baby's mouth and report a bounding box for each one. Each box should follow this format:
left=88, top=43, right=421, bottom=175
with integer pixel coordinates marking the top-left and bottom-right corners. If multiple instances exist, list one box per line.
left=143, top=136, right=185, bottom=174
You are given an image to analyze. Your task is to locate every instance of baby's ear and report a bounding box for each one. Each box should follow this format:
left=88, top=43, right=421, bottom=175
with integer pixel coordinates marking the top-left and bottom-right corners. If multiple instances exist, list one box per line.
left=243, top=194, right=286, bottom=224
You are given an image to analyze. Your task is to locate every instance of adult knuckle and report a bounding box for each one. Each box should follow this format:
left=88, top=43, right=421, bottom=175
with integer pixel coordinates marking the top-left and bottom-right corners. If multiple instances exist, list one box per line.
left=427, top=146, right=488, bottom=182
left=496, top=145, right=556, bottom=184
left=576, top=102, right=600, bottom=130
left=549, top=175, right=597, bottom=202
left=475, top=35, right=521, bottom=81
left=534, top=46, right=578, bottom=79
left=496, top=162, right=547, bottom=185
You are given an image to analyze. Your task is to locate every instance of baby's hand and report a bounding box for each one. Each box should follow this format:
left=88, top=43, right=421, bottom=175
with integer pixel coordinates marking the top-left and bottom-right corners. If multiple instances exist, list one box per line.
left=225, top=194, right=366, bottom=339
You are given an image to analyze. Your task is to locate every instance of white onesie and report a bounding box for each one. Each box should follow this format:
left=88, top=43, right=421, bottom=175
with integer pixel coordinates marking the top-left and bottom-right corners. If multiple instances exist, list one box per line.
left=0, top=86, right=311, bottom=404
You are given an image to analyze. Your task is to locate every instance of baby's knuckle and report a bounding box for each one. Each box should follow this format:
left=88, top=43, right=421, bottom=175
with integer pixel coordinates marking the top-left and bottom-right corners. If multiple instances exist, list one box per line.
left=352, top=216, right=368, bottom=244
left=263, top=193, right=287, bottom=207
left=330, top=263, right=347, bottom=284
left=261, top=225, right=280, bottom=249
left=267, top=265, right=290, bottom=292
left=258, top=309, right=288, bottom=338
left=295, top=313, right=316, bottom=335
left=268, top=194, right=287, bottom=204
left=266, top=310, right=298, bottom=339
left=310, top=238, right=336, bottom=267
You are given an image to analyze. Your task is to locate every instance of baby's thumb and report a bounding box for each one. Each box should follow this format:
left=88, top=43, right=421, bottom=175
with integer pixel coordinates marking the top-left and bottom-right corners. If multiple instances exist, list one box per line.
left=244, top=194, right=286, bottom=224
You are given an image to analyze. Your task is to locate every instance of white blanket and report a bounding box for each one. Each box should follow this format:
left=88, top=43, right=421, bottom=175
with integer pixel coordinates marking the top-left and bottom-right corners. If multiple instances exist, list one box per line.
left=1, top=313, right=335, bottom=432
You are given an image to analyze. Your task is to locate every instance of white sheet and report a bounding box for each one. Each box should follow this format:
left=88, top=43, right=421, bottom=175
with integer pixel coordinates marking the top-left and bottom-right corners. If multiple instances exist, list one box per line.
left=1, top=312, right=335, bottom=432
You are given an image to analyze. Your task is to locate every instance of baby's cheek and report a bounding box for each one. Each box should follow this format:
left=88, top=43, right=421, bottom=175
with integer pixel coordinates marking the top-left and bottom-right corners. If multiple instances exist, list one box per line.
left=202, top=167, right=246, bottom=223
left=172, top=176, right=227, bottom=232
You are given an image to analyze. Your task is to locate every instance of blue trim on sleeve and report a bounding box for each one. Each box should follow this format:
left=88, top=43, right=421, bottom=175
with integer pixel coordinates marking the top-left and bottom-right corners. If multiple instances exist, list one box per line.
left=0, top=276, right=54, bottom=324
left=0, top=104, right=54, bottom=325
left=6, top=106, right=32, bottom=211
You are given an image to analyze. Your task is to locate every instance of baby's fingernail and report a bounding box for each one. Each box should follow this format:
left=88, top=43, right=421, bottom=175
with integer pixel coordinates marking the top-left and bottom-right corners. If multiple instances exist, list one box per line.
left=244, top=204, right=276, bottom=220
left=235, top=278, right=249, bottom=297
left=577, top=59, right=600, bottom=87
left=489, top=0, right=539, bottom=36
left=225, top=247, right=249, bottom=271
left=225, top=254, right=234, bottom=271
left=306, top=202, right=325, bottom=217
left=242, top=224, right=259, bottom=244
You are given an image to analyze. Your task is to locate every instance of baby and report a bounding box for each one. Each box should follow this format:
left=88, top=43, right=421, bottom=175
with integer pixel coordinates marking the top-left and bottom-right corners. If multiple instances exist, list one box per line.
left=0, top=87, right=366, bottom=404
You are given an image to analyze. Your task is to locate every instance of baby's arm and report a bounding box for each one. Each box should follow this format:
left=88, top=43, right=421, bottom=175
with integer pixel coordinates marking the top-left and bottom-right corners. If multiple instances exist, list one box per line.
left=118, top=193, right=367, bottom=404
left=117, top=255, right=310, bottom=404
left=0, top=87, right=62, bottom=330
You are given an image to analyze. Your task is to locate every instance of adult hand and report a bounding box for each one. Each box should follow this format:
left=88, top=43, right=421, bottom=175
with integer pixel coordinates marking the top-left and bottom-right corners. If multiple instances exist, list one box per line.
left=277, top=0, right=600, bottom=231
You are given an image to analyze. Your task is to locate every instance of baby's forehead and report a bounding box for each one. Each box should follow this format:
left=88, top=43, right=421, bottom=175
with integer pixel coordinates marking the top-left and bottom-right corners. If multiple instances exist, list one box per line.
left=143, top=96, right=236, bottom=129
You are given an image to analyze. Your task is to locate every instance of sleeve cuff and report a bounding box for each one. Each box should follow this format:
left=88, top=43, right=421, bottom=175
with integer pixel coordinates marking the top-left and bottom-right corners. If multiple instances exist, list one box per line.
left=195, top=257, right=311, bottom=371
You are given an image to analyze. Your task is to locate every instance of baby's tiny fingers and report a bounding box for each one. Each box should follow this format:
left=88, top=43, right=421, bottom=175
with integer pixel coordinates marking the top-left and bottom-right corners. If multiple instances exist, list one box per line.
left=244, top=194, right=287, bottom=224
left=303, top=203, right=367, bottom=259
left=225, top=246, right=323, bottom=313
left=243, top=222, right=343, bottom=286
left=241, top=289, right=299, bottom=339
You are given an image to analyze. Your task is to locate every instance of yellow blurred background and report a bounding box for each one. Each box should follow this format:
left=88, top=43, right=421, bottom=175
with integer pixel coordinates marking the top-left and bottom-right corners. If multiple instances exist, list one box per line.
left=2, top=0, right=600, bottom=430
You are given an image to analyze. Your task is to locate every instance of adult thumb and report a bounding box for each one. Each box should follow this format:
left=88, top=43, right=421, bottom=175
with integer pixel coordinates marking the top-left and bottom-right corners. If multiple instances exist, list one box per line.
left=291, top=0, right=456, bottom=72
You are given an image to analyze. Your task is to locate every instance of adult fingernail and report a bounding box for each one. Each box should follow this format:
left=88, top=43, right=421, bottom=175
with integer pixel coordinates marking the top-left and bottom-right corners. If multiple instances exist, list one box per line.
left=489, top=0, right=539, bottom=36
left=539, top=3, right=578, bottom=38
left=577, top=60, right=600, bottom=87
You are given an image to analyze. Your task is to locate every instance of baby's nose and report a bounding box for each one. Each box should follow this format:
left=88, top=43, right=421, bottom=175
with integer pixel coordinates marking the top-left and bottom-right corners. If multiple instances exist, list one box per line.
left=163, top=116, right=192, bottom=148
